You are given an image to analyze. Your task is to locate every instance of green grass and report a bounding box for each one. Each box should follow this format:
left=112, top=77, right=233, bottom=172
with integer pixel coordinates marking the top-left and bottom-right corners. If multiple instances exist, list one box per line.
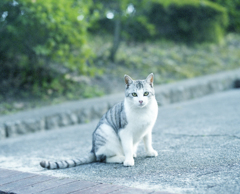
left=1, top=33, right=240, bottom=115
left=91, top=33, right=240, bottom=83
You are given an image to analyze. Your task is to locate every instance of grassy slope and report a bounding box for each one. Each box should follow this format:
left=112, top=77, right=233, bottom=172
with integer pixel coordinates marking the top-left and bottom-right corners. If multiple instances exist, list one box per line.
left=1, top=33, right=240, bottom=115
left=91, top=33, right=240, bottom=84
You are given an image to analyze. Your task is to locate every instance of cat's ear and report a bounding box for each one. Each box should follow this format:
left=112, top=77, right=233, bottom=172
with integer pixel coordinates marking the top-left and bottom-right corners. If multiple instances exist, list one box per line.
left=124, top=74, right=133, bottom=86
left=146, top=73, right=154, bottom=87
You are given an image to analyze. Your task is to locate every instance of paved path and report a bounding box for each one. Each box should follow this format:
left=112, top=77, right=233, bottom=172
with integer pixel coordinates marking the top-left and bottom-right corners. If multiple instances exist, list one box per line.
left=0, top=89, right=240, bottom=194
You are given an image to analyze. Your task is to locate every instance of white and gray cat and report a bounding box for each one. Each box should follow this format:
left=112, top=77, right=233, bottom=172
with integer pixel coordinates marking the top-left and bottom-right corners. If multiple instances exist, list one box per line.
left=40, top=73, right=158, bottom=169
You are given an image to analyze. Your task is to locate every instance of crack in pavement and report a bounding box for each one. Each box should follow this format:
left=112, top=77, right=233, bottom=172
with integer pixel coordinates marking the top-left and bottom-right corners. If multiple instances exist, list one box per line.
left=196, top=170, right=220, bottom=177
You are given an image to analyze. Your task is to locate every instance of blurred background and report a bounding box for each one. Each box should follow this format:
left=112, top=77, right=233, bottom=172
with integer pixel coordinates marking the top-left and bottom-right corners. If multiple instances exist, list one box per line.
left=0, top=0, right=240, bottom=115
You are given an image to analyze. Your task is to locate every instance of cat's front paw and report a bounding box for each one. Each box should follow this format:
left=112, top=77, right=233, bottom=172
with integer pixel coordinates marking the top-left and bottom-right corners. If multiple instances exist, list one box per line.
left=146, top=149, right=158, bottom=157
left=123, top=159, right=134, bottom=167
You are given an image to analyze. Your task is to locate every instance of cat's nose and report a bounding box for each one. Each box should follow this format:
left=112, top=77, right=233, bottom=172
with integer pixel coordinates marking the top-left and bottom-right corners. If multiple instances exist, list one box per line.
left=139, top=100, right=143, bottom=104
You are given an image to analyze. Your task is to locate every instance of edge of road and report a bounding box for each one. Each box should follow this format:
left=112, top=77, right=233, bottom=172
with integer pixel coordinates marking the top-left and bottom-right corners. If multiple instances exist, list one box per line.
left=1, top=68, right=240, bottom=139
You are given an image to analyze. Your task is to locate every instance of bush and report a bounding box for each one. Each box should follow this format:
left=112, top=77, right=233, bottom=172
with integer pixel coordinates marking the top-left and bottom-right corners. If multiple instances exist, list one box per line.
left=148, top=0, right=228, bottom=43
left=209, top=0, right=240, bottom=33
left=0, top=0, right=95, bottom=97
left=89, top=0, right=228, bottom=43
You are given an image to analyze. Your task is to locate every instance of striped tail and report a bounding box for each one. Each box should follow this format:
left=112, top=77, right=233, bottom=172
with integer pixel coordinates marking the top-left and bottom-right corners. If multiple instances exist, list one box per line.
left=40, top=152, right=96, bottom=169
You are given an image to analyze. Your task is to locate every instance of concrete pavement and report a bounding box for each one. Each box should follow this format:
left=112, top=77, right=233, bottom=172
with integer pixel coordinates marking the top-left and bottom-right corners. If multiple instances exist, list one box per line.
left=0, top=89, right=240, bottom=193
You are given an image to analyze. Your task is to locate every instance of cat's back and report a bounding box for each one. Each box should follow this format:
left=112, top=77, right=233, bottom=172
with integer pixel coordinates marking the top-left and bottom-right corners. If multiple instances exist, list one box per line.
left=95, top=101, right=128, bottom=133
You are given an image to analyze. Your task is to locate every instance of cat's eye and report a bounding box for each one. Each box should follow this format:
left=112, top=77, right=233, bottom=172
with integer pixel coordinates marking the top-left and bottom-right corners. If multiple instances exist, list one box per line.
left=144, top=92, right=149, bottom=96
left=132, top=93, right=138, bottom=97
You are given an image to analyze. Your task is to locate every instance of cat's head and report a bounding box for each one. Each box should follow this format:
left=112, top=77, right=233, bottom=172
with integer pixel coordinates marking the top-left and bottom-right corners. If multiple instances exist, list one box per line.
left=124, top=73, right=155, bottom=108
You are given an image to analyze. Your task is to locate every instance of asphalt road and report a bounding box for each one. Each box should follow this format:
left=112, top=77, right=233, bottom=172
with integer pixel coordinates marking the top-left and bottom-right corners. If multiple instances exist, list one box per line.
left=0, top=89, right=240, bottom=194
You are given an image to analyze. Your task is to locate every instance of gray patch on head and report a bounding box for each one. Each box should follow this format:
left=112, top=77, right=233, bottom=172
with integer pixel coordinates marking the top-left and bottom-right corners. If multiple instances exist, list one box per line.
left=125, top=79, right=155, bottom=97
left=135, top=81, right=144, bottom=89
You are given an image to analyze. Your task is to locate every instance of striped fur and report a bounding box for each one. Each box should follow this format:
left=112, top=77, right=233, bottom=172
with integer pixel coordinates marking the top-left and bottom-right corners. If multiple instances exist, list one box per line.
left=40, top=153, right=95, bottom=169
left=40, top=73, right=158, bottom=169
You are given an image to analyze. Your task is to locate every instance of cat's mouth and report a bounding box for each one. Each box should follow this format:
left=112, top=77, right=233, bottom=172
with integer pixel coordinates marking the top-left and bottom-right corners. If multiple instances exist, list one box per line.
left=138, top=103, right=146, bottom=108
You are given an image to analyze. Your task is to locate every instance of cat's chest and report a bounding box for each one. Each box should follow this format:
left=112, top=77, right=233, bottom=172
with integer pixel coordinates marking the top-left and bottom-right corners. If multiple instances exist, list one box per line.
left=125, top=102, right=158, bottom=130
left=128, top=111, right=154, bottom=126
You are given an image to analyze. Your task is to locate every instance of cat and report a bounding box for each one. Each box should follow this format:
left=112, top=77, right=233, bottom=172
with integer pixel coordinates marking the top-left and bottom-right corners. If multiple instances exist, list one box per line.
left=40, top=73, right=158, bottom=169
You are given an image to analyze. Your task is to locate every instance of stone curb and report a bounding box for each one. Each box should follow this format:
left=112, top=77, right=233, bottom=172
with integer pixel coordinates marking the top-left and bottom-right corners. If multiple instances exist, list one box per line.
left=0, top=69, right=240, bottom=139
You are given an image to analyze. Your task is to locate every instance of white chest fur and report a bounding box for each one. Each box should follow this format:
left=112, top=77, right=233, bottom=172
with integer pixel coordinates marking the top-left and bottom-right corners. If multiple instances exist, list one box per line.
left=123, top=98, right=158, bottom=143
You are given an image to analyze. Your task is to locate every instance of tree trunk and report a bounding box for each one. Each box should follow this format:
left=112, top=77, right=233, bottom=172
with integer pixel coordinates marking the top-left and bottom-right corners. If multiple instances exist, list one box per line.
left=109, top=18, right=121, bottom=62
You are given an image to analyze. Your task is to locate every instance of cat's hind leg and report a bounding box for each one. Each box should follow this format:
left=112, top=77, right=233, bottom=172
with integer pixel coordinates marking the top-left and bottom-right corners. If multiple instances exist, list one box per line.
left=106, top=155, right=125, bottom=163
left=93, top=124, right=124, bottom=162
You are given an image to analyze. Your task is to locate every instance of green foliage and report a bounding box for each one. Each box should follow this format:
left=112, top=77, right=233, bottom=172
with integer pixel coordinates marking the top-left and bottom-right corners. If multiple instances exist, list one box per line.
left=0, top=0, right=97, bottom=98
left=89, top=0, right=228, bottom=44
left=89, top=0, right=154, bottom=40
left=0, top=0, right=93, bottom=70
left=89, top=0, right=154, bottom=61
left=148, top=0, right=228, bottom=43
left=0, top=0, right=236, bottom=112
left=209, top=0, right=240, bottom=33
